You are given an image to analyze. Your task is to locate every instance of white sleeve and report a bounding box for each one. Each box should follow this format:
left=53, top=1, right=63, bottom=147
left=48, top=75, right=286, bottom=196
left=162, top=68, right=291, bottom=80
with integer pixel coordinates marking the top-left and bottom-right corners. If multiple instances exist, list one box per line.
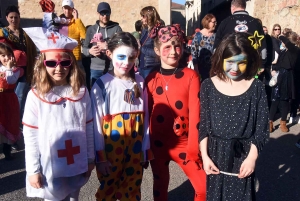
left=90, top=84, right=107, bottom=162
left=85, top=90, right=95, bottom=162
left=22, top=91, right=41, bottom=175
left=6, top=69, right=20, bottom=84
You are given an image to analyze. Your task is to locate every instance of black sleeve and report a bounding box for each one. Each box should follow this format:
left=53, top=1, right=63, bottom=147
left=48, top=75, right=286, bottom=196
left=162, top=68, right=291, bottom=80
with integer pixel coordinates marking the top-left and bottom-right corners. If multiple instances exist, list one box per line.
left=279, top=36, right=298, bottom=52
left=271, top=37, right=281, bottom=55
left=213, top=21, right=225, bottom=50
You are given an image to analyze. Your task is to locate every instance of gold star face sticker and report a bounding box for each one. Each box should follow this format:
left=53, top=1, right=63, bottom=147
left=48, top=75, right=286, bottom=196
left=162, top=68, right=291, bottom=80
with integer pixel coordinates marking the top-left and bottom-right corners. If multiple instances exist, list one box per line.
left=248, top=30, right=264, bottom=49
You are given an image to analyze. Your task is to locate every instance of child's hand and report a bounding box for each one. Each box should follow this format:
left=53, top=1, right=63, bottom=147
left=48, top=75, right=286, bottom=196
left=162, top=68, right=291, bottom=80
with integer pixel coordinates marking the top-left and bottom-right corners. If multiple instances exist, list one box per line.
left=29, top=173, right=43, bottom=189
left=96, top=161, right=112, bottom=175
left=7, top=57, right=15, bottom=69
left=238, top=157, right=256, bottom=178
left=202, top=156, right=220, bottom=175
left=85, top=163, right=95, bottom=177
left=140, top=161, right=149, bottom=169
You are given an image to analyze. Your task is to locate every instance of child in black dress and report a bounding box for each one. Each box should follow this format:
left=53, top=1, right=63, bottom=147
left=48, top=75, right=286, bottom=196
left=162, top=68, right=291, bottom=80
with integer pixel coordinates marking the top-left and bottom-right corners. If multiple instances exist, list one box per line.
left=199, top=32, right=269, bottom=200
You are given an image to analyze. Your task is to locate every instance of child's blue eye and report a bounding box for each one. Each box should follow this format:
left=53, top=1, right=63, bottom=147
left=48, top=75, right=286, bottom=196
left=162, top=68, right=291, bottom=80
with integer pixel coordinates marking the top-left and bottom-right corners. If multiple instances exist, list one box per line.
left=117, top=54, right=127, bottom=60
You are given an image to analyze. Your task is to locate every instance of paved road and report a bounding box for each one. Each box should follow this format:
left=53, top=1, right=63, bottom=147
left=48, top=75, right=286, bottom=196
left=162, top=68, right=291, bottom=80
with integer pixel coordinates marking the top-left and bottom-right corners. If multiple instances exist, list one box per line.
left=1, top=118, right=300, bottom=201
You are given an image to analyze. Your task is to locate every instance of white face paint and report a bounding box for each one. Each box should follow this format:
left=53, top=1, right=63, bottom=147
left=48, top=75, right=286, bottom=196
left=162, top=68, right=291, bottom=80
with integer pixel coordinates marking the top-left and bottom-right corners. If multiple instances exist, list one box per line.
left=112, top=45, right=138, bottom=77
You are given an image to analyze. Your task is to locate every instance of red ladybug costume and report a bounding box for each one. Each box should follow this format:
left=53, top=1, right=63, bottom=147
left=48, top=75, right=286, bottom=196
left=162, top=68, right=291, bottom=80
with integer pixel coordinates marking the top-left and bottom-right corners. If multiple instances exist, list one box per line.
left=146, top=67, right=206, bottom=201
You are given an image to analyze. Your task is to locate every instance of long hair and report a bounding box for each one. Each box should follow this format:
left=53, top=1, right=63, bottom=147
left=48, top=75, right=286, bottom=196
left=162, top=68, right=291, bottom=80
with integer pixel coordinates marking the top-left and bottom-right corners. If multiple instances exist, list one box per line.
left=210, top=32, right=260, bottom=81
left=107, top=32, right=140, bottom=98
left=271, top=24, right=281, bottom=38
left=140, top=6, right=161, bottom=29
left=32, top=52, right=85, bottom=96
left=0, top=42, right=15, bottom=64
left=201, top=14, right=216, bottom=29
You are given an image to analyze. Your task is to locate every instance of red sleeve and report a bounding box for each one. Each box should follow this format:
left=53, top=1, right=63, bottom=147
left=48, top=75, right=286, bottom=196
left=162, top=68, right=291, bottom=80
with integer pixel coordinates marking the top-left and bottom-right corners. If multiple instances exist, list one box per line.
left=186, top=71, right=201, bottom=162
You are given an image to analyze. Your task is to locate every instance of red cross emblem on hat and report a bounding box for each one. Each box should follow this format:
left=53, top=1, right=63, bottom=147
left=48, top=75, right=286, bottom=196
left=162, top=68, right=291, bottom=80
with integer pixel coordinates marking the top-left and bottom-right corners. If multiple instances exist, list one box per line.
left=57, top=139, right=80, bottom=165
left=48, top=33, right=59, bottom=44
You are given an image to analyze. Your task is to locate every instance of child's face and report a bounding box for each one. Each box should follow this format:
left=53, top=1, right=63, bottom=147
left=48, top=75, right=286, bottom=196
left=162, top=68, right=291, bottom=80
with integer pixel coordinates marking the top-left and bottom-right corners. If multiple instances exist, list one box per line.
left=223, top=53, right=248, bottom=80
left=155, top=36, right=182, bottom=68
left=0, top=52, right=13, bottom=66
left=44, top=52, right=71, bottom=86
left=108, top=45, right=138, bottom=77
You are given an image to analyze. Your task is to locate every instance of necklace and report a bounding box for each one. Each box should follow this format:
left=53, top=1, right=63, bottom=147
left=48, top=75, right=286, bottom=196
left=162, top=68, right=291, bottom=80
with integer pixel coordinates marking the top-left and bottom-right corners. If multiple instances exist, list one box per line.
left=160, top=67, right=177, bottom=91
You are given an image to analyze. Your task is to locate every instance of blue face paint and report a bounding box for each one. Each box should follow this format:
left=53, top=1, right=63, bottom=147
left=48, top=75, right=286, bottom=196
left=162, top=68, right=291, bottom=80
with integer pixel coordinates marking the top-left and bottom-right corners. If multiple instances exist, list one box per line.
left=223, top=54, right=248, bottom=80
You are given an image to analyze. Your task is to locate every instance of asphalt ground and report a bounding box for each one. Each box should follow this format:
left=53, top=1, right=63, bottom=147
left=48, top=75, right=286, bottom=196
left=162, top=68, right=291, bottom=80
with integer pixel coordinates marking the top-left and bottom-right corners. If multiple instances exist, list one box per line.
left=1, top=118, right=300, bottom=201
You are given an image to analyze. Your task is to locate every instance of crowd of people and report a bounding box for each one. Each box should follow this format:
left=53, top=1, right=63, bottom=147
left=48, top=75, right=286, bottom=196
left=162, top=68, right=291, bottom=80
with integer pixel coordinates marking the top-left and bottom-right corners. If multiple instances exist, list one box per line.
left=0, top=0, right=299, bottom=200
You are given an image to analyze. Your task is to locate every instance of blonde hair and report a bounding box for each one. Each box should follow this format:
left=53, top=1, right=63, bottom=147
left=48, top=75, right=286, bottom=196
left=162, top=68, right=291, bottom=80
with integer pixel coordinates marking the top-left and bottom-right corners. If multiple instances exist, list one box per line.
left=271, top=24, right=281, bottom=38
left=32, top=52, right=85, bottom=96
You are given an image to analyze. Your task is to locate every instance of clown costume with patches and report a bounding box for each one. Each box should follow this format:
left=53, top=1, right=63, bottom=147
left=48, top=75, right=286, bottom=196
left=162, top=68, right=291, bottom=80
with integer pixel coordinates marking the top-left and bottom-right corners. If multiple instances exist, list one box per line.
left=145, top=25, right=206, bottom=201
left=22, top=28, right=94, bottom=201
left=91, top=32, right=152, bottom=201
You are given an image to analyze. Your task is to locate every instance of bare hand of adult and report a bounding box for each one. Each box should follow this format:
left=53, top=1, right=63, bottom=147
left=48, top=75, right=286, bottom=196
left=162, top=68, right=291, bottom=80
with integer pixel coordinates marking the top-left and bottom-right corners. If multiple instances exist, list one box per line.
left=89, top=46, right=101, bottom=57
left=202, top=156, right=220, bottom=175
left=29, top=173, right=43, bottom=189
left=238, top=157, right=256, bottom=178
left=97, top=41, right=108, bottom=52
left=72, top=8, right=78, bottom=19
left=96, top=161, right=112, bottom=175
left=271, top=70, right=277, bottom=77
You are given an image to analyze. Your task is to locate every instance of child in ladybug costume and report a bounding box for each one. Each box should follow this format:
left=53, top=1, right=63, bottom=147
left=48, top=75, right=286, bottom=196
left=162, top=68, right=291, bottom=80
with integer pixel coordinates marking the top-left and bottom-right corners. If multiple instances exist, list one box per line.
left=146, top=25, right=206, bottom=201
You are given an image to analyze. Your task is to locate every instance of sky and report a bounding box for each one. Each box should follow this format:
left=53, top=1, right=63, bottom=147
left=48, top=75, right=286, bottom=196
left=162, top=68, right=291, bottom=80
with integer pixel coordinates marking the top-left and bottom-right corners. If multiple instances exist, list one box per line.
left=172, top=0, right=185, bottom=5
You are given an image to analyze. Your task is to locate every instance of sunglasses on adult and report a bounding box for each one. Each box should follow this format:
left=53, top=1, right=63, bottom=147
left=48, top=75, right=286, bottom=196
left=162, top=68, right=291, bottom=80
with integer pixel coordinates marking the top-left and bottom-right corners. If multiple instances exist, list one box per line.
left=99, top=11, right=111, bottom=16
left=44, top=59, right=72, bottom=68
left=274, top=28, right=281, bottom=31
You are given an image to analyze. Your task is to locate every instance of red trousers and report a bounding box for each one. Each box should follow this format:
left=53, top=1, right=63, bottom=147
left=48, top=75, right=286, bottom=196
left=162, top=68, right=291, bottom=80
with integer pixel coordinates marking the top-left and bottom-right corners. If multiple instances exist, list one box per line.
left=150, top=147, right=206, bottom=201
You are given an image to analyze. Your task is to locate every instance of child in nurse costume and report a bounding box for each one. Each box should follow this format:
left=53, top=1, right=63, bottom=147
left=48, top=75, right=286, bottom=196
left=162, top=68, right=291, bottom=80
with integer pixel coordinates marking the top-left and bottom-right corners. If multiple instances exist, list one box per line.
left=91, top=32, right=152, bottom=201
left=22, top=27, right=94, bottom=201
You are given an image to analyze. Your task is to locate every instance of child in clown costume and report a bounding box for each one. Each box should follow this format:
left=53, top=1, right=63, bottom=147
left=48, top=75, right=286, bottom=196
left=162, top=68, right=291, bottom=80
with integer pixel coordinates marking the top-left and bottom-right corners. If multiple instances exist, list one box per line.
left=22, top=27, right=94, bottom=201
left=91, top=32, right=152, bottom=201
left=146, top=25, right=206, bottom=201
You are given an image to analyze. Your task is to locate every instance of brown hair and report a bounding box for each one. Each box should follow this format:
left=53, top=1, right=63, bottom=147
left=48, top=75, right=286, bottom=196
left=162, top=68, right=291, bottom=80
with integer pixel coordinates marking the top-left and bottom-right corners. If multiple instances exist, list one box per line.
left=287, top=32, right=300, bottom=48
left=0, top=42, right=15, bottom=61
left=210, top=32, right=260, bottom=81
left=231, top=0, right=247, bottom=9
left=32, top=52, right=85, bottom=96
left=140, top=6, right=161, bottom=29
left=271, top=24, right=281, bottom=38
left=201, top=14, right=216, bottom=29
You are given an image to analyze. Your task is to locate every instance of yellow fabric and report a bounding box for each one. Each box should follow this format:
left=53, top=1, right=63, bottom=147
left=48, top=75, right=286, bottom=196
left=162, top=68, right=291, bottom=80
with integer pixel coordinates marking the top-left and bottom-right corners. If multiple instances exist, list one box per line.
left=68, top=18, right=86, bottom=60
left=95, top=113, right=144, bottom=200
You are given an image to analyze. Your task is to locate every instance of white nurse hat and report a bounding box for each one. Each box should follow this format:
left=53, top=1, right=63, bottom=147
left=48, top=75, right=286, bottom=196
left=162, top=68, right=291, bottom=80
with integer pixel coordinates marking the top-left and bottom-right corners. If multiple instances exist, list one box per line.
left=23, top=27, right=78, bottom=52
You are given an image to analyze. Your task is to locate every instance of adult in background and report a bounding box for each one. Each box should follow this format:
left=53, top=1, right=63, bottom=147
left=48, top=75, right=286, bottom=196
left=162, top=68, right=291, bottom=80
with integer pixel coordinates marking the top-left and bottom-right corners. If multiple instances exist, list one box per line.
left=270, top=24, right=282, bottom=65
left=0, top=5, right=36, bottom=128
left=262, top=25, right=273, bottom=108
left=58, top=0, right=86, bottom=70
left=269, top=32, right=299, bottom=132
left=138, top=6, right=161, bottom=79
left=83, top=2, right=122, bottom=87
left=190, top=14, right=216, bottom=82
left=213, top=0, right=267, bottom=75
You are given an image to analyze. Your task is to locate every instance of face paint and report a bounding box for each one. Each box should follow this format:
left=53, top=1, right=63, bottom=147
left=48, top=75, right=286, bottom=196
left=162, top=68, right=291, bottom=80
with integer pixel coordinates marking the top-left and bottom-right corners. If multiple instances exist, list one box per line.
left=223, top=54, right=248, bottom=80
left=112, top=45, right=137, bottom=77
left=159, top=37, right=182, bottom=68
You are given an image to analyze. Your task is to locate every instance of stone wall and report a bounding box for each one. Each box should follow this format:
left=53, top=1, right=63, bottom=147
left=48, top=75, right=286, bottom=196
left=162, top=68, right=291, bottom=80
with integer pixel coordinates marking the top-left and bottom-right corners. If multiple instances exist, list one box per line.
left=0, top=0, right=171, bottom=32
left=247, top=0, right=300, bottom=34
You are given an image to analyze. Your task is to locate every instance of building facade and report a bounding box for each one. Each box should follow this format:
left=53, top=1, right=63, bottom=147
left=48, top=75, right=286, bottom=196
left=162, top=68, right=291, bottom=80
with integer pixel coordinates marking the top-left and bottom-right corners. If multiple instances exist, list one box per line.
left=185, top=0, right=300, bottom=35
left=0, top=0, right=171, bottom=32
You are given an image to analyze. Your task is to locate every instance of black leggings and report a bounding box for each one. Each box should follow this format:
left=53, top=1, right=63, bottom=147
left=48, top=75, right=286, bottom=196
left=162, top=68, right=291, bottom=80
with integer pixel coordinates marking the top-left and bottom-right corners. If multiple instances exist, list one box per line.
left=269, top=100, right=289, bottom=121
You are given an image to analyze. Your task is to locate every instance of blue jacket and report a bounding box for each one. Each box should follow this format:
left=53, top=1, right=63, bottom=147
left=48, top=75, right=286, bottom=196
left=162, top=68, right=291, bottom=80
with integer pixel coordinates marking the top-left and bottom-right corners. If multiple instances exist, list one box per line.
left=139, top=28, right=161, bottom=69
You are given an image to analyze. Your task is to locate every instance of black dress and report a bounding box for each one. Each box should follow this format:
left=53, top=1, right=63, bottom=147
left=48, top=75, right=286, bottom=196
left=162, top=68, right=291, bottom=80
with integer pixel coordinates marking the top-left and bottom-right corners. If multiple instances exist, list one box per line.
left=199, top=78, right=269, bottom=201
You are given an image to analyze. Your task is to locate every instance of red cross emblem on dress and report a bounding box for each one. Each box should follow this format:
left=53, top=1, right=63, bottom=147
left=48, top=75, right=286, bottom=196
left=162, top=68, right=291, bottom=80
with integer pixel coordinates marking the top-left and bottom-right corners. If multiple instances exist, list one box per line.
left=48, top=33, right=59, bottom=44
left=57, top=139, right=80, bottom=165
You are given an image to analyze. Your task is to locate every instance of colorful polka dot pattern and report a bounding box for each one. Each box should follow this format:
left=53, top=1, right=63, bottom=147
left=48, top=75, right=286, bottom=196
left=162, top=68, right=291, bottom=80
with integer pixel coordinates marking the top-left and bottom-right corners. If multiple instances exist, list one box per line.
left=96, top=112, right=144, bottom=201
